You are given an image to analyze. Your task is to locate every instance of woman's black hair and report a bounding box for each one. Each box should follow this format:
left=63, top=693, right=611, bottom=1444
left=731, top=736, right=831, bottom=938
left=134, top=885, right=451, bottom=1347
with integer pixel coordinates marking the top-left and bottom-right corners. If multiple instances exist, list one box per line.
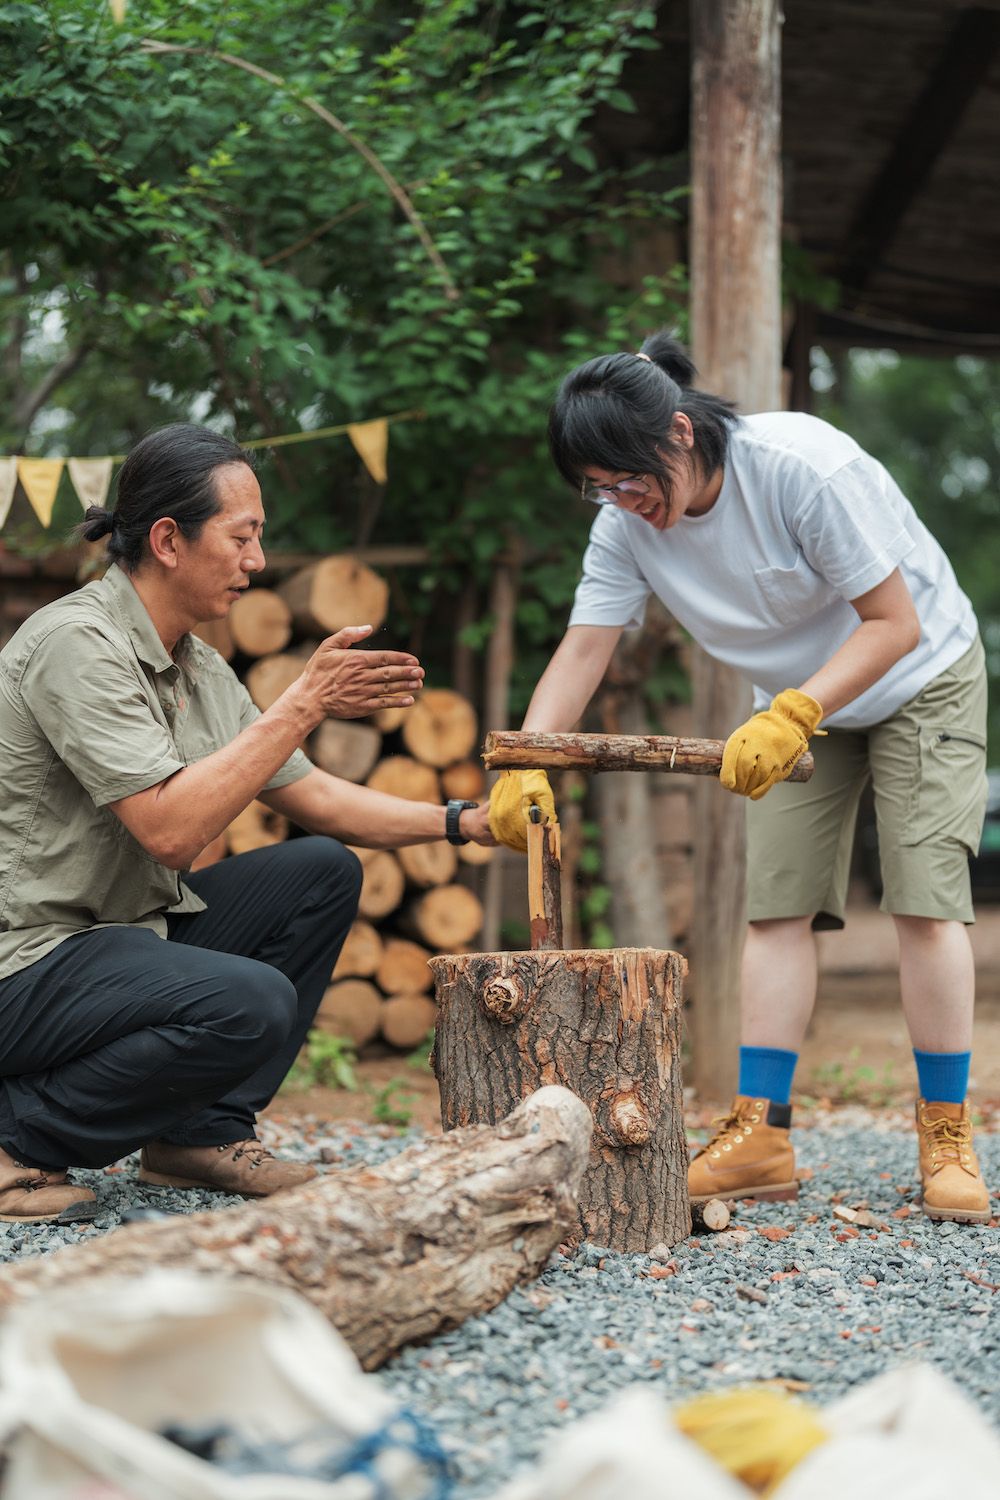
left=547, top=331, right=738, bottom=503
left=75, top=423, right=255, bottom=572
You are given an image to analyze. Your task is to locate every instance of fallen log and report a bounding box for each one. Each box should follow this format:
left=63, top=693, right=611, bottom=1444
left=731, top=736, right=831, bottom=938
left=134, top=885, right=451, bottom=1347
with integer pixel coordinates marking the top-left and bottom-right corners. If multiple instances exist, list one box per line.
left=357, top=850, right=406, bottom=920
left=375, top=937, right=434, bottom=995
left=483, top=729, right=814, bottom=781
left=228, top=587, right=293, bottom=657
left=0, top=1087, right=593, bottom=1370
left=403, top=884, right=483, bottom=948
left=310, top=719, right=382, bottom=784
left=401, top=688, right=478, bottom=768
left=381, top=993, right=437, bottom=1050
left=432, top=947, right=690, bottom=1253
left=316, top=979, right=383, bottom=1048
left=276, top=556, right=389, bottom=637
left=396, top=839, right=458, bottom=888
left=366, top=755, right=441, bottom=803
left=331, top=920, right=383, bottom=980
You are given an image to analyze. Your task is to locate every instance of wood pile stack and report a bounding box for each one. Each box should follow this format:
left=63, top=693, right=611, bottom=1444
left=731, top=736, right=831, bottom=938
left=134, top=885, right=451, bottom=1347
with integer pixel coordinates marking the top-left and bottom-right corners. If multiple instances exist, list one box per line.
left=194, top=557, right=491, bottom=1054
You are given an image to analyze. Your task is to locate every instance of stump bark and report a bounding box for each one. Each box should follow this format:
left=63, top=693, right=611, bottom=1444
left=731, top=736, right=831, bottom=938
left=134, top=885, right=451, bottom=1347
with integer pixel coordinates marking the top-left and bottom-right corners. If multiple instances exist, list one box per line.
left=0, top=1087, right=592, bottom=1371
left=431, top=947, right=690, bottom=1252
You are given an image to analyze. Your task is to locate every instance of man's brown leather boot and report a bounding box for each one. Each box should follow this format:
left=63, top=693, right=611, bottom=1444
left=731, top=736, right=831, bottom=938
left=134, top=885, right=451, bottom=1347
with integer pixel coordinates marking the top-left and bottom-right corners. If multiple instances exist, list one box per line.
left=138, top=1139, right=316, bottom=1198
left=689, top=1095, right=799, bottom=1205
left=916, top=1098, right=991, bottom=1224
left=0, top=1160, right=98, bottom=1223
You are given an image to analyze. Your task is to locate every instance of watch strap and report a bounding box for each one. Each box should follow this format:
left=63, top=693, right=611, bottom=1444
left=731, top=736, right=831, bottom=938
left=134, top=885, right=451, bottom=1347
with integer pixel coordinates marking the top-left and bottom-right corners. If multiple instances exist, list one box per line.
left=446, top=799, right=478, bottom=845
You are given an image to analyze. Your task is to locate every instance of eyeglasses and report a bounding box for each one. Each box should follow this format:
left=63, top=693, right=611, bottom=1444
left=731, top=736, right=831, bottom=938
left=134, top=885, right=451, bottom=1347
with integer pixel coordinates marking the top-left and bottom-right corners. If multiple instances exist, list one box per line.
left=580, top=475, right=652, bottom=507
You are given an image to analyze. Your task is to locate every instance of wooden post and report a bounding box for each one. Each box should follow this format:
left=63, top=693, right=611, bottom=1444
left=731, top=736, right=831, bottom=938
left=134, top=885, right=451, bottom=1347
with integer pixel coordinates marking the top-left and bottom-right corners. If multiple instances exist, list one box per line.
left=689, top=0, right=783, bottom=1099
left=432, top=946, right=690, bottom=1252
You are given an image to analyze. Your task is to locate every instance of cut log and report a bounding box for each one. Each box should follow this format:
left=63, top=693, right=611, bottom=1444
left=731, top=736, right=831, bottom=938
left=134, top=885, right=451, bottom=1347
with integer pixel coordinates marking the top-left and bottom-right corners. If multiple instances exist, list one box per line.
left=457, top=839, right=495, bottom=866
left=310, top=719, right=382, bottom=783
left=357, top=850, right=405, bottom=920
left=244, top=652, right=306, bottom=712
left=381, top=994, right=437, bottom=1050
left=192, top=616, right=235, bottom=661
left=226, top=800, right=288, bottom=856
left=189, top=831, right=228, bottom=871
left=366, top=755, right=441, bottom=803
left=228, top=588, right=293, bottom=657
left=375, top=937, right=433, bottom=996
left=401, top=688, right=478, bottom=768
left=0, top=1087, right=592, bottom=1370
left=372, top=705, right=408, bottom=733
left=276, top=556, right=389, bottom=636
left=396, top=840, right=458, bottom=888
left=316, top=979, right=383, bottom=1049
left=441, top=759, right=486, bottom=802
left=483, top=729, right=814, bottom=782
left=431, top=947, right=690, bottom=1253
left=404, top=885, right=483, bottom=949
left=332, top=920, right=383, bottom=980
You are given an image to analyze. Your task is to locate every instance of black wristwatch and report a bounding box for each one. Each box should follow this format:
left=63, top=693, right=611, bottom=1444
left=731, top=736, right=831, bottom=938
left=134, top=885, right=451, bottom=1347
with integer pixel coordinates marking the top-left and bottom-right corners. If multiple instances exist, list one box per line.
left=446, top=799, right=478, bottom=845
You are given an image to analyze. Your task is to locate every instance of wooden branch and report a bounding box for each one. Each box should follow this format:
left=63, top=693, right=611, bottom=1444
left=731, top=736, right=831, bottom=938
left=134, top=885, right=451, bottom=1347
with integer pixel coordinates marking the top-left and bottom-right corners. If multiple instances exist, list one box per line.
left=527, top=810, right=563, bottom=951
left=0, top=1087, right=592, bottom=1371
left=484, top=730, right=814, bottom=781
left=140, top=42, right=459, bottom=302
left=12, top=342, right=93, bottom=441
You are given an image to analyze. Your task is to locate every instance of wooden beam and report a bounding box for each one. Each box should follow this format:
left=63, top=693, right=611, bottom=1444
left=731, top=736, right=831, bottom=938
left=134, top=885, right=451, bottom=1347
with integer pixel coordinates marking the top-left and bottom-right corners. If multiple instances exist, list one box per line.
left=689, top=0, right=783, bottom=1101
left=838, top=7, right=1000, bottom=300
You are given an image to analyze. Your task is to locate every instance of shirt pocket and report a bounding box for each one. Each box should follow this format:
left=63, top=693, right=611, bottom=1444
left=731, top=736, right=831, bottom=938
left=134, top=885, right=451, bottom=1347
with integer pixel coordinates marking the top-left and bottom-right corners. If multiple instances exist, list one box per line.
left=902, top=726, right=988, bottom=851
left=753, top=560, right=827, bottom=627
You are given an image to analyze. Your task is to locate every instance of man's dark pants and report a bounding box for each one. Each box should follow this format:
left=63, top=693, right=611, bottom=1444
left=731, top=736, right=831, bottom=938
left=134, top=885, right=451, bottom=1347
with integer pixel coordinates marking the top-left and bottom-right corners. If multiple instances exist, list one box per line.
left=0, top=837, right=361, bottom=1170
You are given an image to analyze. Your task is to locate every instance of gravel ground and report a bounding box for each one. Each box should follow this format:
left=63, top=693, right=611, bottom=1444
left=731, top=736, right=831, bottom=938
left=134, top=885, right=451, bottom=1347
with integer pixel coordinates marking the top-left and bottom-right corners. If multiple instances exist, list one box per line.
left=1, top=1110, right=998, bottom=1496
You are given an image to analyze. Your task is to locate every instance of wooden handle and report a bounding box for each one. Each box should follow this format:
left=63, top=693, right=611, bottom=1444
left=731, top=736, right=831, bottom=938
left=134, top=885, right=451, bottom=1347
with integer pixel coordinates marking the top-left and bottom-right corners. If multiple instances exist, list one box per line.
left=527, top=809, right=563, bottom=951
left=485, top=730, right=814, bottom=782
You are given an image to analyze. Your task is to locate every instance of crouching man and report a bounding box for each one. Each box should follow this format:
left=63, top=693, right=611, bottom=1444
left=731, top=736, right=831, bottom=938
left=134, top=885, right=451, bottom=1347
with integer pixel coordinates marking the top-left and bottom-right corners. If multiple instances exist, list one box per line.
left=0, top=424, right=493, bottom=1222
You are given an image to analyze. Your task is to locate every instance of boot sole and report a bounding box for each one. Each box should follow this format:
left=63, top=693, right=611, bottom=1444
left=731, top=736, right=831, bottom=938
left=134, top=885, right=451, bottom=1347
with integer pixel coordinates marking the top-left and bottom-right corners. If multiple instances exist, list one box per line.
left=138, top=1168, right=267, bottom=1197
left=922, top=1201, right=991, bottom=1224
left=691, top=1179, right=800, bottom=1207
left=0, top=1201, right=99, bottom=1224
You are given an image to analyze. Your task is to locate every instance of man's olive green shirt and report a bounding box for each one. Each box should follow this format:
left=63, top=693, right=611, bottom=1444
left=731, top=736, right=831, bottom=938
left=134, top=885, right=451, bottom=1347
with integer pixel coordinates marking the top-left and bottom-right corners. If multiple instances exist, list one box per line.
left=0, top=565, right=311, bottom=979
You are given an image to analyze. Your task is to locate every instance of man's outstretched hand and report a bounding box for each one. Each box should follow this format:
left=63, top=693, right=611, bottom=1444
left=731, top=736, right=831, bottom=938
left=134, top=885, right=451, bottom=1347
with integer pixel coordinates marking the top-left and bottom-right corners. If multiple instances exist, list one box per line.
left=297, top=625, right=424, bottom=720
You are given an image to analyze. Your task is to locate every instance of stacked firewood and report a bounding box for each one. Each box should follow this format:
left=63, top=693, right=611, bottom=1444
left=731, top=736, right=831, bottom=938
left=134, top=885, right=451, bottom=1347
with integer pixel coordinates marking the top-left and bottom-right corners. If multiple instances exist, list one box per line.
left=194, top=556, right=490, bottom=1053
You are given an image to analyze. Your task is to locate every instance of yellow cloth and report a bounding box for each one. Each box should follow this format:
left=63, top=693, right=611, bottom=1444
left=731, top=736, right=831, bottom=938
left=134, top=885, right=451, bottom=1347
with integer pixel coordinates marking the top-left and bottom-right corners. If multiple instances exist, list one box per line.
left=488, top=769, right=556, bottom=853
left=720, top=689, right=824, bottom=802
left=675, top=1386, right=828, bottom=1495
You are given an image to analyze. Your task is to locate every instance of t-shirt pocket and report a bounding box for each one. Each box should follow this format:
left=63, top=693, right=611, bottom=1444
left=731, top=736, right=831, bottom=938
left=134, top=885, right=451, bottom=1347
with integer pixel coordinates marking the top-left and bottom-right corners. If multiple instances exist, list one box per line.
left=753, top=560, right=827, bottom=627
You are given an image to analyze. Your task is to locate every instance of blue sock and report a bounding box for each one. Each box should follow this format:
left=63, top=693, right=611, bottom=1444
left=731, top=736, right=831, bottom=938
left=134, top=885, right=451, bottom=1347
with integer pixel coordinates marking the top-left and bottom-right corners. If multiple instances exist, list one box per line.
left=738, top=1046, right=798, bottom=1106
left=913, top=1049, right=970, bottom=1104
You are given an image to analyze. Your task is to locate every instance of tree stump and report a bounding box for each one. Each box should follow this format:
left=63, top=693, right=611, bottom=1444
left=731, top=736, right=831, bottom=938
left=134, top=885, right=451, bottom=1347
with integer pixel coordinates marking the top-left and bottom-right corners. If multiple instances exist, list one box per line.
left=0, top=1087, right=592, bottom=1370
left=431, top=947, right=690, bottom=1252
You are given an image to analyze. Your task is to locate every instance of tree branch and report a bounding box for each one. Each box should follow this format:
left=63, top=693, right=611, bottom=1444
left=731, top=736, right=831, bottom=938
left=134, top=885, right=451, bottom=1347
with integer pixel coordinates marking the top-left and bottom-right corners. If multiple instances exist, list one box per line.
left=12, top=342, right=93, bottom=447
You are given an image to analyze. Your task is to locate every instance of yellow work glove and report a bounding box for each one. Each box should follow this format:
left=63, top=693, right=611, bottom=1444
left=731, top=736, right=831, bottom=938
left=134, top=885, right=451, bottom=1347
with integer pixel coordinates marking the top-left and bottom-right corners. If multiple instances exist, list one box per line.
left=488, top=769, right=556, bottom=853
left=720, top=689, right=824, bottom=801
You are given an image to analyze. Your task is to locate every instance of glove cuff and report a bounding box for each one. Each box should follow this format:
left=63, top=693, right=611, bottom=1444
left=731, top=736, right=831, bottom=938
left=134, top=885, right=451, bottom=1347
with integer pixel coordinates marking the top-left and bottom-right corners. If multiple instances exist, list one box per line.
left=770, top=688, right=824, bottom=737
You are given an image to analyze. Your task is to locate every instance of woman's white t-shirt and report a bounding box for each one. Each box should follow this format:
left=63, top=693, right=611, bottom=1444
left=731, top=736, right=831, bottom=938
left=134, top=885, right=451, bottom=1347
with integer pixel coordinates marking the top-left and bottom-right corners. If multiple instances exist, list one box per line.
left=567, top=411, right=977, bottom=730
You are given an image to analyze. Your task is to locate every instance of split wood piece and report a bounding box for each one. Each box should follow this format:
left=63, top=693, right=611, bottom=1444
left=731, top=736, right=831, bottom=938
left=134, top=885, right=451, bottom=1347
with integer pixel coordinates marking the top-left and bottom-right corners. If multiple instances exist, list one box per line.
left=381, top=993, right=437, bottom=1050
left=357, top=851, right=405, bottom=920
left=275, top=556, right=389, bottom=636
left=225, top=799, right=288, bottom=856
left=527, top=811, right=563, bottom=952
left=694, top=1198, right=732, bottom=1232
left=372, top=704, right=408, bottom=733
left=192, top=616, right=235, bottom=662
left=332, top=920, right=383, bottom=980
left=310, top=719, right=382, bottom=784
left=441, top=760, right=486, bottom=802
left=366, top=755, right=441, bottom=803
left=401, top=688, right=478, bottom=768
left=244, top=652, right=306, bottom=712
left=431, top=947, right=690, bottom=1253
left=316, top=979, right=383, bottom=1049
left=376, top=937, right=433, bottom=995
left=403, top=885, right=483, bottom=949
left=396, top=840, right=458, bottom=888
left=483, top=730, right=814, bottom=782
left=228, top=587, right=293, bottom=657
left=0, top=1087, right=592, bottom=1371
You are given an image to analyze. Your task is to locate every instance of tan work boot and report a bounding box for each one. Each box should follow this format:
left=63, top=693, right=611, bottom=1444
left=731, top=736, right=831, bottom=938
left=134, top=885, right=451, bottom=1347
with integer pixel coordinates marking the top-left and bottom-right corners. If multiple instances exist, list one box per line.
left=0, top=1159, right=98, bottom=1223
left=138, top=1139, right=316, bottom=1198
left=916, top=1099, right=991, bottom=1224
left=689, top=1095, right=799, bottom=1205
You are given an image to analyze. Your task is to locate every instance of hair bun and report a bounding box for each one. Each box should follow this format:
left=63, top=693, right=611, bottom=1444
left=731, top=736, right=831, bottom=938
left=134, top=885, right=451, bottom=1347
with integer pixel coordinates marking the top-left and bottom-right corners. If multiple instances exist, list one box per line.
left=80, top=505, right=115, bottom=541
left=639, top=331, right=697, bottom=388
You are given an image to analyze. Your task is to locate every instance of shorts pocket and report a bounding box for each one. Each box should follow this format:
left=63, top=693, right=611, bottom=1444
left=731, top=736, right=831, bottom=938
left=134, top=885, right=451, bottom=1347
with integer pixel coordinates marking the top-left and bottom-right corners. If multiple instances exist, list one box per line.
left=901, top=725, right=988, bottom=851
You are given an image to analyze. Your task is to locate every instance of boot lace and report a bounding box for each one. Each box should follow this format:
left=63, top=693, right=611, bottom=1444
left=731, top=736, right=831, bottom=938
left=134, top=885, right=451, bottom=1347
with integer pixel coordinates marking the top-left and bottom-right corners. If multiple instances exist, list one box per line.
left=219, top=1141, right=274, bottom=1171
left=700, top=1101, right=763, bottom=1159
left=920, top=1108, right=974, bottom=1170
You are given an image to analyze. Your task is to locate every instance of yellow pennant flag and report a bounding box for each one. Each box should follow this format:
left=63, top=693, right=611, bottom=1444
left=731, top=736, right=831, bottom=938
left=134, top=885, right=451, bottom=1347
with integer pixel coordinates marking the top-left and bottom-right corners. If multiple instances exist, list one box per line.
left=0, top=458, right=17, bottom=529
left=347, top=418, right=389, bottom=485
left=108, top=0, right=127, bottom=22
left=17, top=458, right=64, bottom=528
left=68, top=457, right=113, bottom=513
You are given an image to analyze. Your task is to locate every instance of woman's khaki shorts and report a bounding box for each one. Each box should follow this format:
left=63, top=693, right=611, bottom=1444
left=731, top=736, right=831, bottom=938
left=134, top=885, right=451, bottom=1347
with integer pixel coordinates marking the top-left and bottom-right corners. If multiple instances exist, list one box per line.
left=746, top=637, right=989, bottom=930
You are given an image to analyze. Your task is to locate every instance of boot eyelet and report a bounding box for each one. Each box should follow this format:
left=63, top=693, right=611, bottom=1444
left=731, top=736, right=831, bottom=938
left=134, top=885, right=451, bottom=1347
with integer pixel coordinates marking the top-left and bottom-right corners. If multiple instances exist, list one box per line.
left=732, top=1135, right=743, bottom=1145
left=710, top=1150, right=721, bottom=1159
left=755, top=1100, right=765, bottom=1109
left=722, top=1144, right=732, bottom=1152
left=750, top=1115, right=760, bottom=1124
left=744, top=1125, right=753, bottom=1135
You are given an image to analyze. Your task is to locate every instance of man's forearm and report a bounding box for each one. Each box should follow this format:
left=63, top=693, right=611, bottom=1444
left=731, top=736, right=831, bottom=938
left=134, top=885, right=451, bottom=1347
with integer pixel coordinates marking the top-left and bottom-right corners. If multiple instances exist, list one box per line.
left=267, top=777, right=450, bottom=848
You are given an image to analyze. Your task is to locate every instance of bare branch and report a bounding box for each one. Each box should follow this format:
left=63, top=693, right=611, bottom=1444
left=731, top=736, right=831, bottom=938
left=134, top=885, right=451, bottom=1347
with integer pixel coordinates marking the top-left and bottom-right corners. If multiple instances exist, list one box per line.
left=12, top=342, right=93, bottom=446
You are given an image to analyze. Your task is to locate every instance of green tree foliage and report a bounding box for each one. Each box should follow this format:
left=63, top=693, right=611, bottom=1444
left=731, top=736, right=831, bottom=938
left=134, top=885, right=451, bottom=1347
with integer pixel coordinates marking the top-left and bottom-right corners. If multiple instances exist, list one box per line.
left=0, top=0, right=686, bottom=706
left=815, top=349, right=1000, bottom=751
